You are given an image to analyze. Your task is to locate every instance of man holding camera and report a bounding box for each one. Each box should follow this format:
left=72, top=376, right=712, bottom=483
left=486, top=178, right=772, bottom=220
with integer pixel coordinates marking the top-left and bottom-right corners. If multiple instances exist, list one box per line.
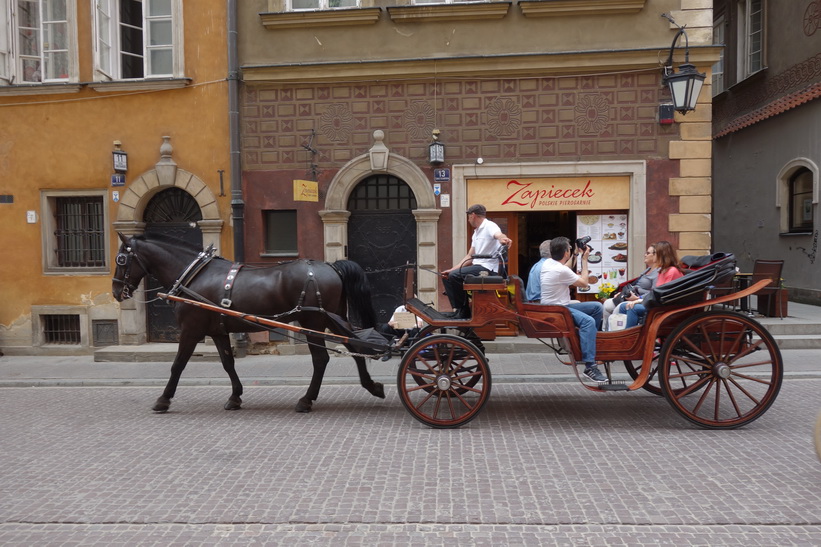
left=539, top=236, right=606, bottom=382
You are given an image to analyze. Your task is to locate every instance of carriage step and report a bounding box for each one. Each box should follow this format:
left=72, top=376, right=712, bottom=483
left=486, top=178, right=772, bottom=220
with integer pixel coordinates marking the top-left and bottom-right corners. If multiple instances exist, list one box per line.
left=598, top=382, right=630, bottom=391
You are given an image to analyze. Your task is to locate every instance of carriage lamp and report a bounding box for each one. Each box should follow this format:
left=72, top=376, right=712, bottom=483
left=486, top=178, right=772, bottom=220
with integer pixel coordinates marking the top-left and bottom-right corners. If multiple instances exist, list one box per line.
left=660, top=13, right=706, bottom=115
left=428, top=129, right=445, bottom=166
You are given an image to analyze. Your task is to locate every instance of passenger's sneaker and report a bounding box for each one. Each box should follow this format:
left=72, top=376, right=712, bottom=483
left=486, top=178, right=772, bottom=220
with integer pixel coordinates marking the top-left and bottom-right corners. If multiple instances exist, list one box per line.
left=583, top=365, right=607, bottom=382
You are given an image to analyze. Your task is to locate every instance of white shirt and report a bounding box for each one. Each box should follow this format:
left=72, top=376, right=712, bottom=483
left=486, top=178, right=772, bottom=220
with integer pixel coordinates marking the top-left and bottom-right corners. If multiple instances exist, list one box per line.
left=539, top=258, right=579, bottom=306
left=471, top=218, right=503, bottom=271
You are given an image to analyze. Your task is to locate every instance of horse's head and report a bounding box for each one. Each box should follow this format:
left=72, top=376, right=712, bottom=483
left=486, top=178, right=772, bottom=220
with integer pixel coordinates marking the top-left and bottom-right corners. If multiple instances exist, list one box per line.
left=112, top=232, right=149, bottom=301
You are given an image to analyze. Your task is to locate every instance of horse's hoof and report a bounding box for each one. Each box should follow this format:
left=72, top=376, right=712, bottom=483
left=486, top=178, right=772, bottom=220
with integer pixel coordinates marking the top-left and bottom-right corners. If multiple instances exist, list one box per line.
left=371, top=382, right=386, bottom=399
left=152, top=397, right=171, bottom=412
left=295, top=397, right=312, bottom=413
left=224, top=397, right=242, bottom=411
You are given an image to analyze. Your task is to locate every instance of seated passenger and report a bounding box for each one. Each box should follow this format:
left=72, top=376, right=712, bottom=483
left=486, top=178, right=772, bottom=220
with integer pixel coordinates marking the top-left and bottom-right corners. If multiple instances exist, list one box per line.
left=617, top=240, right=683, bottom=327
left=540, top=237, right=606, bottom=383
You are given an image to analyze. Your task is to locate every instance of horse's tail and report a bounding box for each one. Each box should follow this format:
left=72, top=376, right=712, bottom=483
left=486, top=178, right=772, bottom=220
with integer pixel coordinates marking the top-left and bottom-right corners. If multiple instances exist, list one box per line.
left=332, top=260, right=378, bottom=329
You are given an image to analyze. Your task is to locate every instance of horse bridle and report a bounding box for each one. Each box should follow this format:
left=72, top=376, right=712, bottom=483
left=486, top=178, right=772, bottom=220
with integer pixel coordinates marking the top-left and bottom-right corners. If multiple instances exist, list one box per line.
left=113, top=238, right=149, bottom=299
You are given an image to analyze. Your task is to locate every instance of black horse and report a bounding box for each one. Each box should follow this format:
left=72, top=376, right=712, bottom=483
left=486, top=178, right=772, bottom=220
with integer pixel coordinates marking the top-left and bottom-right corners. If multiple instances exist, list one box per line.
left=112, top=232, right=385, bottom=413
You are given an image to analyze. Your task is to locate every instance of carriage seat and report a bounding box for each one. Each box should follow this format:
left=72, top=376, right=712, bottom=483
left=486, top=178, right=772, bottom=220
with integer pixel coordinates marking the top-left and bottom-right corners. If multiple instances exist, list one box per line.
left=463, top=274, right=507, bottom=289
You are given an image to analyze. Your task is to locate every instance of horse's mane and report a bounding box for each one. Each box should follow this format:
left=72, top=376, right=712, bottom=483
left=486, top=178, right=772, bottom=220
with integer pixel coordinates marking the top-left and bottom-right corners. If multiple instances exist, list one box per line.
left=133, top=232, right=203, bottom=255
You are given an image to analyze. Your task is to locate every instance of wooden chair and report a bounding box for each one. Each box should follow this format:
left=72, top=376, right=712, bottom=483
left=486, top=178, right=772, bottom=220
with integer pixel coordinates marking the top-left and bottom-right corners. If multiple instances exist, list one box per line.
left=751, top=259, right=785, bottom=319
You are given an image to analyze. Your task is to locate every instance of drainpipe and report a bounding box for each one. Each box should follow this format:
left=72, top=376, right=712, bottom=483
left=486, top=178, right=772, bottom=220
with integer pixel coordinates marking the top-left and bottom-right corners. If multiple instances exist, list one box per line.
left=227, top=0, right=247, bottom=356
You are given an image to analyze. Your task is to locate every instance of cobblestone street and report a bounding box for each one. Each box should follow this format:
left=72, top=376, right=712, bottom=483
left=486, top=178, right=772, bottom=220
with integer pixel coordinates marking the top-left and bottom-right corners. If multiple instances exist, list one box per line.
left=1, top=377, right=820, bottom=544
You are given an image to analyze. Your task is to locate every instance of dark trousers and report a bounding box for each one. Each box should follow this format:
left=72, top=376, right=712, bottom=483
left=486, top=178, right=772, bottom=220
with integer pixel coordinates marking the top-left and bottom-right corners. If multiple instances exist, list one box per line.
left=443, top=265, right=493, bottom=313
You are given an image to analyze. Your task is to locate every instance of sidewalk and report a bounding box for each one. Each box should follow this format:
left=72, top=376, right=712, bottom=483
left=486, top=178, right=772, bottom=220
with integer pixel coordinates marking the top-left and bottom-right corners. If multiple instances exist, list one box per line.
left=1, top=302, right=819, bottom=387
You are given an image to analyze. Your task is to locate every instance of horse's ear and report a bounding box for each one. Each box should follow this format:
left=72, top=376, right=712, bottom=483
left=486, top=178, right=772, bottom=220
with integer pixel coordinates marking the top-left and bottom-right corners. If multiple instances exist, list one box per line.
left=118, top=232, right=130, bottom=245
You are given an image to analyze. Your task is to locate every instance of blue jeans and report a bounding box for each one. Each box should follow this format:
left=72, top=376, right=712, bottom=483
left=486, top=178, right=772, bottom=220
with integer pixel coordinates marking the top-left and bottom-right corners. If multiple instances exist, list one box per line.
left=618, top=302, right=646, bottom=328
left=567, top=301, right=602, bottom=365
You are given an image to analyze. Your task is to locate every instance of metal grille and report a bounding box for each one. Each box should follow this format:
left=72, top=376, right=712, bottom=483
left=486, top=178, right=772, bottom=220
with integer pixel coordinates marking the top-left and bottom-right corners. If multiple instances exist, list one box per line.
left=54, top=196, right=106, bottom=267
left=43, top=314, right=81, bottom=344
left=347, top=175, right=417, bottom=211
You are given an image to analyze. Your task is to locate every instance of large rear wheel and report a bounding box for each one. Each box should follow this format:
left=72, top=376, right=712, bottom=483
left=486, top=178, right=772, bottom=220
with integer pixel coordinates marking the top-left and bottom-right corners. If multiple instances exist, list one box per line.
left=397, top=334, right=491, bottom=428
left=658, top=311, right=782, bottom=429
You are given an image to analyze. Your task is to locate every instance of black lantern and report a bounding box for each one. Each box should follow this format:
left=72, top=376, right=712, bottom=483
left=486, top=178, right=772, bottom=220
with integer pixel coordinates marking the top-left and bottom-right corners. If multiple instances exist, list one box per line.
left=661, top=13, right=706, bottom=115
left=428, top=129, right=445, bottom=165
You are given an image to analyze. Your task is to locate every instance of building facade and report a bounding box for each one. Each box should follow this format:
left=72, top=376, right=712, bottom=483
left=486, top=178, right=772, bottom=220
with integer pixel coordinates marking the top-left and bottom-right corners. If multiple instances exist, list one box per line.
left=712, top=0, right=820, bottom=304
left=238, top=0, right=718, bottom=321
left=0, top=0, right=232, bottom=354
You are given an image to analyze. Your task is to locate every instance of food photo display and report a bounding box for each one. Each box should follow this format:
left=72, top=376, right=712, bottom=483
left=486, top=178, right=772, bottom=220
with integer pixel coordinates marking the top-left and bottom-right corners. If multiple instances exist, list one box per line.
left=575, top=213, right=629, bottom=297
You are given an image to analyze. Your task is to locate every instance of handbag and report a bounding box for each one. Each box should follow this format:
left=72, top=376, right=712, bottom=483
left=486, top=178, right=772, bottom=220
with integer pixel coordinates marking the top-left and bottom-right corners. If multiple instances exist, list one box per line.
left=612, top=284, right=635, bottom=306
left=608, top=312, right=628, bottom=331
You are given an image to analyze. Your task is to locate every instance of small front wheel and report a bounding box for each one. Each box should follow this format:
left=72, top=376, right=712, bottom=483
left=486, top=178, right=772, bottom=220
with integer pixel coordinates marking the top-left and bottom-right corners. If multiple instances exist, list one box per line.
left=397, top=334, right=491, bottom=428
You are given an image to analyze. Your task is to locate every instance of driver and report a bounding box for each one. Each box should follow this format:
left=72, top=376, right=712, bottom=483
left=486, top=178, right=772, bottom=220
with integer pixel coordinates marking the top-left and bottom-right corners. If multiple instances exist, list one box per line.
left=441, top=204, right=511, bottom=319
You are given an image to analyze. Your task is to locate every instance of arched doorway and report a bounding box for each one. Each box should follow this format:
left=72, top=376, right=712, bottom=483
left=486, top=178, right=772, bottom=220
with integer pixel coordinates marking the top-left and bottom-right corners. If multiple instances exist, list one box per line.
left=144, top=188, right=203, bottom=342
left=347, top=175, right=417, bottom=322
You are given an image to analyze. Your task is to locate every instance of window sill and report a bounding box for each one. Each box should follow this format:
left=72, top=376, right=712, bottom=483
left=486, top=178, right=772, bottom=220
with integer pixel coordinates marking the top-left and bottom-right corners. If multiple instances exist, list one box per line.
left=260, top=7, right=381, bottom=29
left=387, top=2, right=511, bottom=23
left=519, top=0, right=646, bottom=18
left=89, top=78, right=192, bottom=93
left=0, top=83, right=82, bottom=97
left=43, top=268, right=110, bottom=276
left=779, top=231, right=814, bottom=237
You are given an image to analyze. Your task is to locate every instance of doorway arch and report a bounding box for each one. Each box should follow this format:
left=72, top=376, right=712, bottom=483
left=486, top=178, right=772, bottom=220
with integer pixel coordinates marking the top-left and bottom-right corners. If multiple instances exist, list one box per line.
left=320, top=132, right=441, bottom=307
left=112, top=137, right=224, bottom=344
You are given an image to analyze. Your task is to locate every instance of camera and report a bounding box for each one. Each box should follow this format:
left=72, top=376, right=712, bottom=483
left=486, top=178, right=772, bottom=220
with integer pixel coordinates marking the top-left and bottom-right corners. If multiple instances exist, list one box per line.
left=575, top=235, right=592, bottom=252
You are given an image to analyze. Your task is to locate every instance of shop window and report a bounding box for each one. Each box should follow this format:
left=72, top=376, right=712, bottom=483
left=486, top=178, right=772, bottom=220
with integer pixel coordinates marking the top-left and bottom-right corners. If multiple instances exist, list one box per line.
left=289, top=0, right=358, bottom=10
left=94, top=0, right=183, bottom=80
left=0, top=0, right=77, bottom=85
left=41, top=191, right=109, bottom=273
left=789, top=168, right=814, bottom=233
left=736, top=0, right=764, bottom=81
left=263, top=210, right=298, bottom=256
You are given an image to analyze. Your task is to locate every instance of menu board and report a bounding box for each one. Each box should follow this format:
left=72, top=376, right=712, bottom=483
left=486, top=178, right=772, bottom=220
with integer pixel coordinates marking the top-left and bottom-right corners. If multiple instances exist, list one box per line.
left=575, top=213, right=629, bottom=297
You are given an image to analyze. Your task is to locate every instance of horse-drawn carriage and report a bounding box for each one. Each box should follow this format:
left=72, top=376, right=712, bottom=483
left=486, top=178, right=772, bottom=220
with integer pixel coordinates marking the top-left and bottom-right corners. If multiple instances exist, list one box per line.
left=113, top=233, right=782, bottom=430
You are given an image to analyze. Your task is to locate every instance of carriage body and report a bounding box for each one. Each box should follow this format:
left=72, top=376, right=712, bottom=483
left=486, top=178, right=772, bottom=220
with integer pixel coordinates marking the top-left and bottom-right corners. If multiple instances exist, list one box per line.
left=397, top=267, right=783, bottom=430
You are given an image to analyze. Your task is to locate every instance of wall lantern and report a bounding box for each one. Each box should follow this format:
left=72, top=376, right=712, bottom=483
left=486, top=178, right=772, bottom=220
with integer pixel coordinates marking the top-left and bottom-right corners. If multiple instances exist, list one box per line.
left=428, top=129, right=445, bottom=165
left=660, top=13, right=706, bottom=115
left=112, top=140, right=128, bottom=173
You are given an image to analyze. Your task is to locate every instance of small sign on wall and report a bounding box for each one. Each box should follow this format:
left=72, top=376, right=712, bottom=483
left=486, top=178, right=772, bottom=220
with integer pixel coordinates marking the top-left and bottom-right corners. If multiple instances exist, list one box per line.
left=293, top=179, right=319, bottom=202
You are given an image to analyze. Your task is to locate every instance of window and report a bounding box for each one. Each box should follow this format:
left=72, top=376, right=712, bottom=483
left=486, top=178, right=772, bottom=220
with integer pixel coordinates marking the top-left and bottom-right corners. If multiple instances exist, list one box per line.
left=263, top=210, right=298, bottom=256
left=41, top=191, right=109, bottom=273
left=289, top=0, right=357, bottom=10
left=0, top=0, right=76, bottom=85
left=94, top=0, right=182, bottom=80
left=789, top=168, right=814, bottom=233
left=712, top=15, right=725, bottom=95
left=737, top=0, right=764, bottom=81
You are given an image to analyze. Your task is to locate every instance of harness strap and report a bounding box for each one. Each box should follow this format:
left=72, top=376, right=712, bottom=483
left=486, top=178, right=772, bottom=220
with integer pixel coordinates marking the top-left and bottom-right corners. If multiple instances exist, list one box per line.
left=168, top=244, right=216, bottom=297
left=296, top=262, right=324, bottom=313
left=220, top=263, right=243, bottom=308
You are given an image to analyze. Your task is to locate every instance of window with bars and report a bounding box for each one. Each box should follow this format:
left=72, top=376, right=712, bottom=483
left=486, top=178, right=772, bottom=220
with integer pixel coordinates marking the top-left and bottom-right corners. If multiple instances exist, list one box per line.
left=42, top=314, right=80, bottom=344
left=54, top=196, right=105, bottom=267
left=347, top=175, right=417, bottom=211
left=41, top=191, right=109, bottom=273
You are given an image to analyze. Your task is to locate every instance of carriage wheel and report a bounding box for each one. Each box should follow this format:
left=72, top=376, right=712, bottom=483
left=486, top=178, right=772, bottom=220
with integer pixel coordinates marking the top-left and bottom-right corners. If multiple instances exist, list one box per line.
left=658, top=311, right=783, bottom=429
left=410, top=325, right=484, bottom=394
left=397, top=334, right=491, bottom=428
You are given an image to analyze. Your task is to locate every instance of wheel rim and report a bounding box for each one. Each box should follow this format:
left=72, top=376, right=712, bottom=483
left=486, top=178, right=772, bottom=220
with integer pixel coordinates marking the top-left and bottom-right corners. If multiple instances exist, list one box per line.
left=397, top=334, right=491, bottom=428
left=659, top=312, right=783, bottom=429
